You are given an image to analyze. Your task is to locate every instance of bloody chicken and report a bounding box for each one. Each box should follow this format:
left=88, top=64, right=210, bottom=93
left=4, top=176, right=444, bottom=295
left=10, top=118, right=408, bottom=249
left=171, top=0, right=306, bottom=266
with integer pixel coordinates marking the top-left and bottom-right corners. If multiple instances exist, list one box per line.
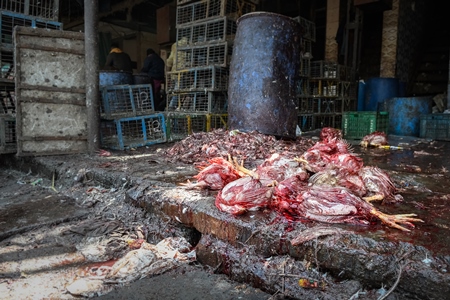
left=276, top=185, right=422, bottom=231
left=360, top=131, right=388, bottom=148
left=181, top=156, right=241, bottom=190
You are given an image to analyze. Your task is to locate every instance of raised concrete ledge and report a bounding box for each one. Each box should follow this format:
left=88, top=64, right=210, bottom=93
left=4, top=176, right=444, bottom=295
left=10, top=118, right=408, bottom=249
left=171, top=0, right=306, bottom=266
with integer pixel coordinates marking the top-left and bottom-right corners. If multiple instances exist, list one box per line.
left=128, top=181, right=450, bottom=299
left=3, top=153, right=449, bottom=299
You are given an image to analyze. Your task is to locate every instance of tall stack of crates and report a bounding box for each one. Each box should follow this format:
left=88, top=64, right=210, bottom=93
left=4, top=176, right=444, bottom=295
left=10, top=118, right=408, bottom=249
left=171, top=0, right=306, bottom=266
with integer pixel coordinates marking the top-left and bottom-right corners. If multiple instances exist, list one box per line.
left=166, top=0, right=256, bottom=141
left=0, top=1, right=61, bottom=154
left=293, top=17, right=357, bottom=132
left=99, top=84, right=167, bottom=150
left=292, top=16, right=315, bottom=132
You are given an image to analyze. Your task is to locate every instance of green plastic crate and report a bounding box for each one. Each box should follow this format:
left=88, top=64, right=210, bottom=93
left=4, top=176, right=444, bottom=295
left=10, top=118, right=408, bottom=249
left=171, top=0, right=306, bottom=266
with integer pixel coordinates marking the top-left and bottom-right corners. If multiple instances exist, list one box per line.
left=342, top=111, right=389, bottom=139
left=420, top=113, right=450, bottom=141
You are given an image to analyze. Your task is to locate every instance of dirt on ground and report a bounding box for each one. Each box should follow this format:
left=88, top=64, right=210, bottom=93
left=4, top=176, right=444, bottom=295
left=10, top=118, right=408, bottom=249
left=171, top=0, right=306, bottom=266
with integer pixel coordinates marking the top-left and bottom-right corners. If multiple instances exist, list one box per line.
left=1, top=131, right=450, bottom=299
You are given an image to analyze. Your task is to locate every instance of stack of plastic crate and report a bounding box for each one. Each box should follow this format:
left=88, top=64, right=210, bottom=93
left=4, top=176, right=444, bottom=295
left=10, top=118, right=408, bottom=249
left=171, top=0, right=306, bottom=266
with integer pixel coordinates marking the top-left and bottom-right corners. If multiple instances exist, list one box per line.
left=99, top=84, right=168, bottom=150
left=297, top=59, right=357, bottom=132
left=0, top=1, right=61, bottom=154
left=292, top=16, right=316, bottom=132
left=166, top=0, right=256, bottom=141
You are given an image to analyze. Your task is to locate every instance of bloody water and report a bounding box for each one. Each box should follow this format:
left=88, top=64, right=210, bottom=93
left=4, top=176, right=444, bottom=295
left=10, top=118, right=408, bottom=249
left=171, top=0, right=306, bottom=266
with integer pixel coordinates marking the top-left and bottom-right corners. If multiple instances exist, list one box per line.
left=353, top=139, right=450, bottom=256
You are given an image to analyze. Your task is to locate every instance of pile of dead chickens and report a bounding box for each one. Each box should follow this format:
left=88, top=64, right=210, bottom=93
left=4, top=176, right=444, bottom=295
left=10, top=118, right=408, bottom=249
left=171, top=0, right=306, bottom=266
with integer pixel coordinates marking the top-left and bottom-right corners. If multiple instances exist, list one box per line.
left=183, top=127, right=422, bottom=232
left=164, top=128, right=315, bottom=167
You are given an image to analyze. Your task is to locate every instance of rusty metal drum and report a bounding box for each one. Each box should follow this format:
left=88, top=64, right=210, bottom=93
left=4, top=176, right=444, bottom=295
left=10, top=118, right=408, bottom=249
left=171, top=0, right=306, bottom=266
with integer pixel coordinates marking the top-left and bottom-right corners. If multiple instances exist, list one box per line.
left=228, top=12, right=301, bottom=138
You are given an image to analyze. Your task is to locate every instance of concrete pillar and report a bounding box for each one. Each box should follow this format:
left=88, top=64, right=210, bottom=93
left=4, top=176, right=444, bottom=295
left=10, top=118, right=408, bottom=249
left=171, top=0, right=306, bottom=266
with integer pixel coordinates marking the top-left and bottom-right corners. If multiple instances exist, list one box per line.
left=380, top=0, right=399, bottom=77
left=325, top=0, right=340, bottom=61
left=84, top=0, right=101, bottom=155
left=448, top=48, right=450, bottom=109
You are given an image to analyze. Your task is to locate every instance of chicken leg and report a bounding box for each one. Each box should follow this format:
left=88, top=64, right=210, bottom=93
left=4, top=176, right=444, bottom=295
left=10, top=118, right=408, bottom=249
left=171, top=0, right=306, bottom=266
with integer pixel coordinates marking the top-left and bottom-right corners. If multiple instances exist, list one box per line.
left=370, top=208, right=423, bottom=232
left=363, top=194, right=384, bottom=202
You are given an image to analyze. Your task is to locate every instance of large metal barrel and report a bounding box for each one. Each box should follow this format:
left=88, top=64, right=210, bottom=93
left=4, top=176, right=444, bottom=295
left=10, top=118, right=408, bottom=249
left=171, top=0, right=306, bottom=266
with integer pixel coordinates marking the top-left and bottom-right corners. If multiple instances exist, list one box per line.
left=387, top=96, right=432, bottom=136
left=99, top=70, right=133, bottom=87
left=228, top=12, right=301, bottom=138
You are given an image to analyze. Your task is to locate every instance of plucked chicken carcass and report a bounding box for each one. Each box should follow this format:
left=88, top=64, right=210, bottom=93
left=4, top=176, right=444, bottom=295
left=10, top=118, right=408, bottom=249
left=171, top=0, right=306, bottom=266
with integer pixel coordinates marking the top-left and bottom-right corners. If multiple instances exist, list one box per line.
left=309, top=167, right=367, bottom=197
left=320, top=127, right=343, bottom=142
left=215, top=153, right=308, bottom=215
left=360, top=131, right=388, bottom=148
left=296, top=127, right=404, bottom=203
left=215, top=176, right=275, bottom=215
left=359, top=166, right=404, bottom=203
left=181, top=157, right=241, bottom=190
left=296, top=128, right=362, bottom=174
left=276, top=185, right=422, bottom=231
left=256, top=153, right=309, bottom=182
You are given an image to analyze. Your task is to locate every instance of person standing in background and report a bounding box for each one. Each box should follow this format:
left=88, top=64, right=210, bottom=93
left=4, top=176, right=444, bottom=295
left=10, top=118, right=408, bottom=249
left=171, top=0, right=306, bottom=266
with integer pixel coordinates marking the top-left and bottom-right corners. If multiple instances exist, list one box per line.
left=141, top=48, right=165, bottom=94
left=141, top=48, right=165, bottom=110
left=104, top=42, right=133, bottom=73
left=166, top=37, right=188, bottom=109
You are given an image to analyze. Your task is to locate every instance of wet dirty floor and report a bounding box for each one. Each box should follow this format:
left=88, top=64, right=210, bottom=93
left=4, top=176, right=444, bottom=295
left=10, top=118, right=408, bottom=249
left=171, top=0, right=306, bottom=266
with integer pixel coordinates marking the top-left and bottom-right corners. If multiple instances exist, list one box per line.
left=1, top=131, right=450, bottom=299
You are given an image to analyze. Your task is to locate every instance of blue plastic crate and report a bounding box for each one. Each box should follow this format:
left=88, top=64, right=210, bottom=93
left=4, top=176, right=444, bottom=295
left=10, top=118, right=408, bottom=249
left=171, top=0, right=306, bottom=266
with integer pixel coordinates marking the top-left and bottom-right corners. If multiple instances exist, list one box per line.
left=100, top=114, right=166, bottom=150
left=420, top=114, right=450, bottom=141
left=101, top=84, right=155, bottom=119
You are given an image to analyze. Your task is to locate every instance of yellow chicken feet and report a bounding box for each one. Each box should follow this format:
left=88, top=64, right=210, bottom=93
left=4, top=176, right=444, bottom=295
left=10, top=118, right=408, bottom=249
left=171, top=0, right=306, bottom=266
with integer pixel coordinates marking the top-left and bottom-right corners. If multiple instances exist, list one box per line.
left=363, top=194, right=384, bottom=203
left=370, top=208, right=424, bottom=232
left=294, top=157, right=308, bottom=164
left=227, top=154, right=258, bottom=178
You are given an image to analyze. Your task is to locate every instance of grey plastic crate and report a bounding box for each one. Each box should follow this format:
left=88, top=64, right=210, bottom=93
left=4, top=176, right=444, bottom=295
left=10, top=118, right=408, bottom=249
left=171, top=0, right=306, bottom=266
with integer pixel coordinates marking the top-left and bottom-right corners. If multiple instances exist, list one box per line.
left=175, top=41, right=232, bottom=70
left=167, top=66, right=229, bottom=92
left=176, top=0, right=255, bottom=25
left=167, top=91, right=227, bottom=113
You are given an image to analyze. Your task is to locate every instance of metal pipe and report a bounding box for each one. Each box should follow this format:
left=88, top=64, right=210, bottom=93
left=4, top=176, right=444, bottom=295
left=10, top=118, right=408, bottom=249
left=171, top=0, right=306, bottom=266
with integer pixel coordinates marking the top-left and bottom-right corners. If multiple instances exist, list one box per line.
left=84, top=0, right=100, bottom=155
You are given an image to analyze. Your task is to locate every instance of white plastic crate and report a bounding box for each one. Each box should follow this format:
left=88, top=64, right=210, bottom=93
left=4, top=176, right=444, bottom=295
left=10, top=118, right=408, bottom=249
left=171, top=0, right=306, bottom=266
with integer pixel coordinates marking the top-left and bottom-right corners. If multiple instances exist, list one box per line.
left=175, top=42, right=232, bottom=70
left=167, top=66, right=229, bottom=92
left=177, top=0, right=196, bottom=6
left=0, top=0, right=59, bottom=20
left=100, top=114, right=167, bottom=150
left=0, top=115, right=16, bottom=154
left=176, top=16, right=237, bottom=45
left=167, top=91, right=227, bottom=113
left=101, top=84, right=155, bottom=119
left=176, top=0, right=255, bottom=25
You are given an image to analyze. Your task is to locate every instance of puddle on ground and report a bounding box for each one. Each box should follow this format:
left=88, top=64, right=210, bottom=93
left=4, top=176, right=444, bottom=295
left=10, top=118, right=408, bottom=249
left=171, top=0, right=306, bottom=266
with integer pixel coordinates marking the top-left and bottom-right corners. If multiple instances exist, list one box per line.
left=353, top=145, right=450, bottom=256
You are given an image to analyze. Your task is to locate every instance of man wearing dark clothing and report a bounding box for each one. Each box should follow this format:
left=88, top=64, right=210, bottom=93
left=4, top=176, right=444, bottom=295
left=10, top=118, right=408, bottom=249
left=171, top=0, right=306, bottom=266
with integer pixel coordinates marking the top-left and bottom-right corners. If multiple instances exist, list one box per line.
left=141, top=48, right=165, bottom=80
left=104, top=43, right=133, bottom=73
left=141, top=48, right=166, bottom=110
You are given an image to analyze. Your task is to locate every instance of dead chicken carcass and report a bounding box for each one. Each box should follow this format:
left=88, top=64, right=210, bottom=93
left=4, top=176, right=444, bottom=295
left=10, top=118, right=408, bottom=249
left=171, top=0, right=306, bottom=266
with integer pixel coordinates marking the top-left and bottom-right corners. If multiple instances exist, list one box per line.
left=276, top=185, right=422, bottom=231
left=215, top=153, right=308, bottom=215
left=181, top=156, right=241, bottom=190
left=360, top=131, right=388, bottom=148
left=359, top=166, right=404, bottom=203
left=215, top=176, right=275, bottom=215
